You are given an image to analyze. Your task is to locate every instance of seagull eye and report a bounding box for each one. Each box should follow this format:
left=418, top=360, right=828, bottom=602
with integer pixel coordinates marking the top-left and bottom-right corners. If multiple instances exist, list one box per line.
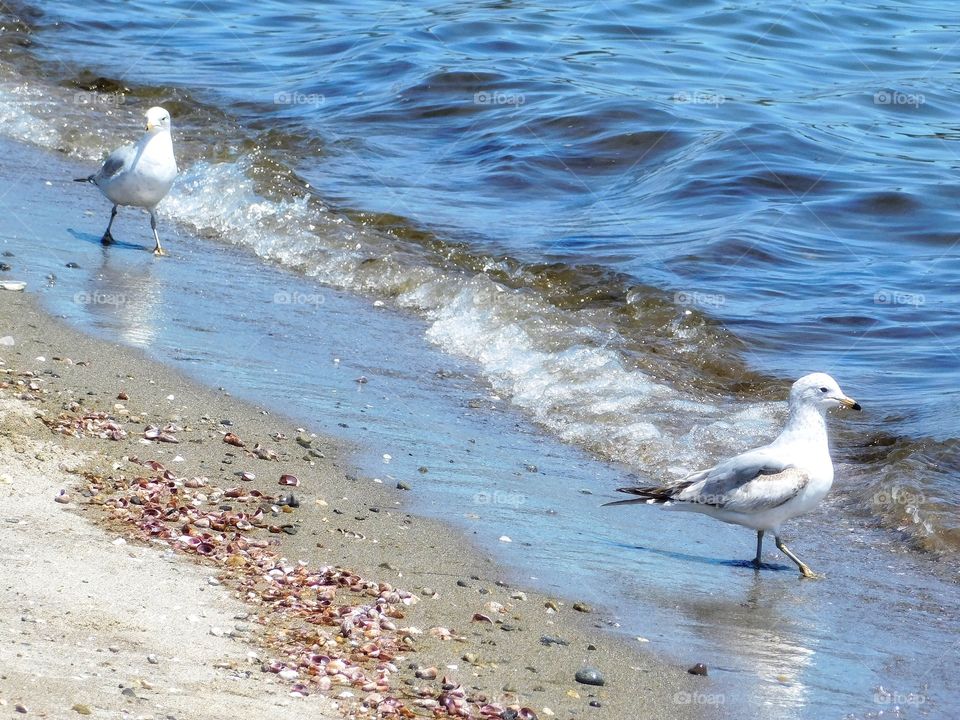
left=819, top=387, right=829, bottom=393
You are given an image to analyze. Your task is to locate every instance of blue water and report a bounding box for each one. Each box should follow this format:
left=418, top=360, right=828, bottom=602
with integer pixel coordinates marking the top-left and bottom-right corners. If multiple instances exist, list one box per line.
left=26, top=0, right=960, bottom=432
left=1, top=1, right=960, bottom=717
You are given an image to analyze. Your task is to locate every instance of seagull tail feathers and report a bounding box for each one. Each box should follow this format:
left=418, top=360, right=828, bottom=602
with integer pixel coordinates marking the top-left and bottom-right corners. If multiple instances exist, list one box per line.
left=602, top=483, right=689, bottom=507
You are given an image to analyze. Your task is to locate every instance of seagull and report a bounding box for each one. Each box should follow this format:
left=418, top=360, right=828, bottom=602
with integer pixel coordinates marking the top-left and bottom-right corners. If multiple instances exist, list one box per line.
left=605, top=373, right=861, bottom=578
left=75, top=106, right=178, bottom=256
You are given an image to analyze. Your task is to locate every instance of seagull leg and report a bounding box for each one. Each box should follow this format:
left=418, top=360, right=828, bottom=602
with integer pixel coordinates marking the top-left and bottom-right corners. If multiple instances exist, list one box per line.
left=150, top=211, right=166, bottom=256
left=775, top=535, right=820, bottom=579
left=101, top=205, right=118, bottom=245
left=753, top=530, right=764, bottom=567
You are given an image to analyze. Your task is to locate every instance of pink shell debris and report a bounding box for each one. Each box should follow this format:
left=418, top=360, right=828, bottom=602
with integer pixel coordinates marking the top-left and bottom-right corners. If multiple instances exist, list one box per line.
left=279, top=474, right=300, bottom=487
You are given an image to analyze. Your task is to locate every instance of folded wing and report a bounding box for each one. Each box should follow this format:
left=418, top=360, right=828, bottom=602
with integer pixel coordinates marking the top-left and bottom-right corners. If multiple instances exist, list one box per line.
left=606, top=447, right=809, bottom=512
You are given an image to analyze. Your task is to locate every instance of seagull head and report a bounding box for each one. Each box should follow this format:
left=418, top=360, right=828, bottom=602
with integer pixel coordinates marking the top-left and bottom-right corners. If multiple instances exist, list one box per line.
left=790, top=372, right=861, bottom=413
left=145, top=106, right=171, bottom=132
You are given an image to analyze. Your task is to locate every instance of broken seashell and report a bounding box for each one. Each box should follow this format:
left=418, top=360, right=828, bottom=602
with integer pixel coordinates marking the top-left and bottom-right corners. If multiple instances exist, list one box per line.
left=223, top=432, right=245, bottom=447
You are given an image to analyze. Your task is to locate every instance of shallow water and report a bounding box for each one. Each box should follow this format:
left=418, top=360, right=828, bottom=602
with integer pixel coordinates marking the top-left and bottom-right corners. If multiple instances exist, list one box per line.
left=1, top=0, right=960, bottom=715
left=1, top=137, right=956, bottom=719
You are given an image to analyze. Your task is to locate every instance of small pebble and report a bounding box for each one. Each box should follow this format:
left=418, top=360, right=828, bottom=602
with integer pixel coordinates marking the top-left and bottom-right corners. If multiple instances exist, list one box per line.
left=574, top=667, right=605, bottom=686
left=396, top=481, right=411, bottom=490
left=147, top=654, right=159, bottom=664
left=589, top=700, right=602, bottom=708
left=71, top=703, right=92, bottom=715
left=0, top=263, right=11, bottom=271
left=65, top=262, right=80, bottom=269
left=573, top=602, right=591, bottom=613
left=688, top=662, right=708, bottom=676
left=54, top=493, right=71, bottom=504
left=15, top=705, right=27, bottom=714
left=120, top=688, right=137, bottom=698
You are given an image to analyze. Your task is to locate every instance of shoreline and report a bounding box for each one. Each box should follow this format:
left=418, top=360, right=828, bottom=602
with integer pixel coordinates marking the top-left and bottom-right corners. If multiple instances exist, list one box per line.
left=0, top=290, right=707, bottom=718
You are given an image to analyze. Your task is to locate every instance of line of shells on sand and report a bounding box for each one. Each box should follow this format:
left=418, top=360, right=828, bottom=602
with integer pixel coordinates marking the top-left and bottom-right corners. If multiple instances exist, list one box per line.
left=4, top=381, right=542, bottom=719
left=76, top=457, right=537, bottom=719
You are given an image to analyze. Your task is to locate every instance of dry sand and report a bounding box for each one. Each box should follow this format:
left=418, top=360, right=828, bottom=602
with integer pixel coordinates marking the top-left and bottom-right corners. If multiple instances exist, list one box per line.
left=0, top=290, right=710, bottom=719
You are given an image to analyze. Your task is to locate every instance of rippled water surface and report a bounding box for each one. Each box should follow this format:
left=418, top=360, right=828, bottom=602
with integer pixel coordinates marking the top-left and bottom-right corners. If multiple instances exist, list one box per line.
left=1, top=1, right=959, bottom=717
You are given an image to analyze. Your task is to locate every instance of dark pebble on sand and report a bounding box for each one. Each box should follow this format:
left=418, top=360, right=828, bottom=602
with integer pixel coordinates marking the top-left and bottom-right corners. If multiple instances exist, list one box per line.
left=396, top=481, right=411, bottom=490
left=589, top=701, right=602, bottom=708
left=456, top=579, right=469, bottom=588
left=688, top=663, right=708, bottom=676
left=575, top=667, right=605, bottom=686
left=500, top=623, right=518, bottom=631
left=0, top=263, right=10, bottom=271
left=418, top=466, right=429, bottom=473
left=573, top=602, right=592, bottom=613
left=2, top=250, right=13, bottom=256
left=540, top=635, right=569, bottom=647
left=65, top=262, right=79, bottom=269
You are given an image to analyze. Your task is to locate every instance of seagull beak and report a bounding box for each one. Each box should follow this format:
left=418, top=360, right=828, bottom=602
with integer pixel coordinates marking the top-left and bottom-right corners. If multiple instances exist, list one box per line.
left=145, top=121, right=155, bottom=131
left=838, top=395, right=862, bottom=411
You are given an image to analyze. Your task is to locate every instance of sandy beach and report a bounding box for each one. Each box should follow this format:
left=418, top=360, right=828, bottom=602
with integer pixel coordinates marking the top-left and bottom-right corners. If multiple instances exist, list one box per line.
left=0, top=289, right=707, bottom=719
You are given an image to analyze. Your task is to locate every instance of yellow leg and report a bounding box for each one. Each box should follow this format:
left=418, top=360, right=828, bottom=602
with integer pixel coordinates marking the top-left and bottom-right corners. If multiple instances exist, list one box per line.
left=775, top=535, right=823, bottom=579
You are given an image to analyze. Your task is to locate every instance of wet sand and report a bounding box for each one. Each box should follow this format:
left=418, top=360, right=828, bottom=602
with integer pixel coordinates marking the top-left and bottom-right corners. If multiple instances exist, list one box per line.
left=0, top=289, right=709, bottom=718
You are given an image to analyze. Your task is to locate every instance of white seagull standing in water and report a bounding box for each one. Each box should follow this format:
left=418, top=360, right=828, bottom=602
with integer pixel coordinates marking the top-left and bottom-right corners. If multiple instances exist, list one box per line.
left=605, top=373, right=861, bottom=578
left=75, top=106, right=178, bottom=255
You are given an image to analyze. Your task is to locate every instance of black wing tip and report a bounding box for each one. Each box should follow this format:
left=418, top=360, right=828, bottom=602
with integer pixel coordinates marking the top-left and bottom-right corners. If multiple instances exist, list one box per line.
left=73, top=175, right=94, bottom=183
left=602, top=485, right=674, bottom=507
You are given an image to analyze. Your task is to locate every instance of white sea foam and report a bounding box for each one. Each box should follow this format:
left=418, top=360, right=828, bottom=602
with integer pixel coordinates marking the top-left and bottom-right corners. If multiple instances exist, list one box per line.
left=164, top=159, right=782, bottom=475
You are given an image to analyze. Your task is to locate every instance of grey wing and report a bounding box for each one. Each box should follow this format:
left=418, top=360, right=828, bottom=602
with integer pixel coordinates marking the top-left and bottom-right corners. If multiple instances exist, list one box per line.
left=95, top=144, right=135, bottom=181
left=675, top=448, right=807, bottom=511
left=711, top=467, right=809, bottom=512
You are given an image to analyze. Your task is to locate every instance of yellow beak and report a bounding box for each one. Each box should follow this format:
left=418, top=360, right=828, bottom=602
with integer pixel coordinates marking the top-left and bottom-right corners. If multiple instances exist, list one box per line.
left=145, top=121, right=155, bottom=131
left=838, top=395, right=862, bottom=411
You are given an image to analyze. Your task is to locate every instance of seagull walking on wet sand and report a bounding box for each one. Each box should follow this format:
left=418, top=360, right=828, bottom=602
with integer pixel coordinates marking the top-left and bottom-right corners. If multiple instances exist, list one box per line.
left=605, top=373, right=861, bottom=578
left=75, top=106, right=177, bottom=256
